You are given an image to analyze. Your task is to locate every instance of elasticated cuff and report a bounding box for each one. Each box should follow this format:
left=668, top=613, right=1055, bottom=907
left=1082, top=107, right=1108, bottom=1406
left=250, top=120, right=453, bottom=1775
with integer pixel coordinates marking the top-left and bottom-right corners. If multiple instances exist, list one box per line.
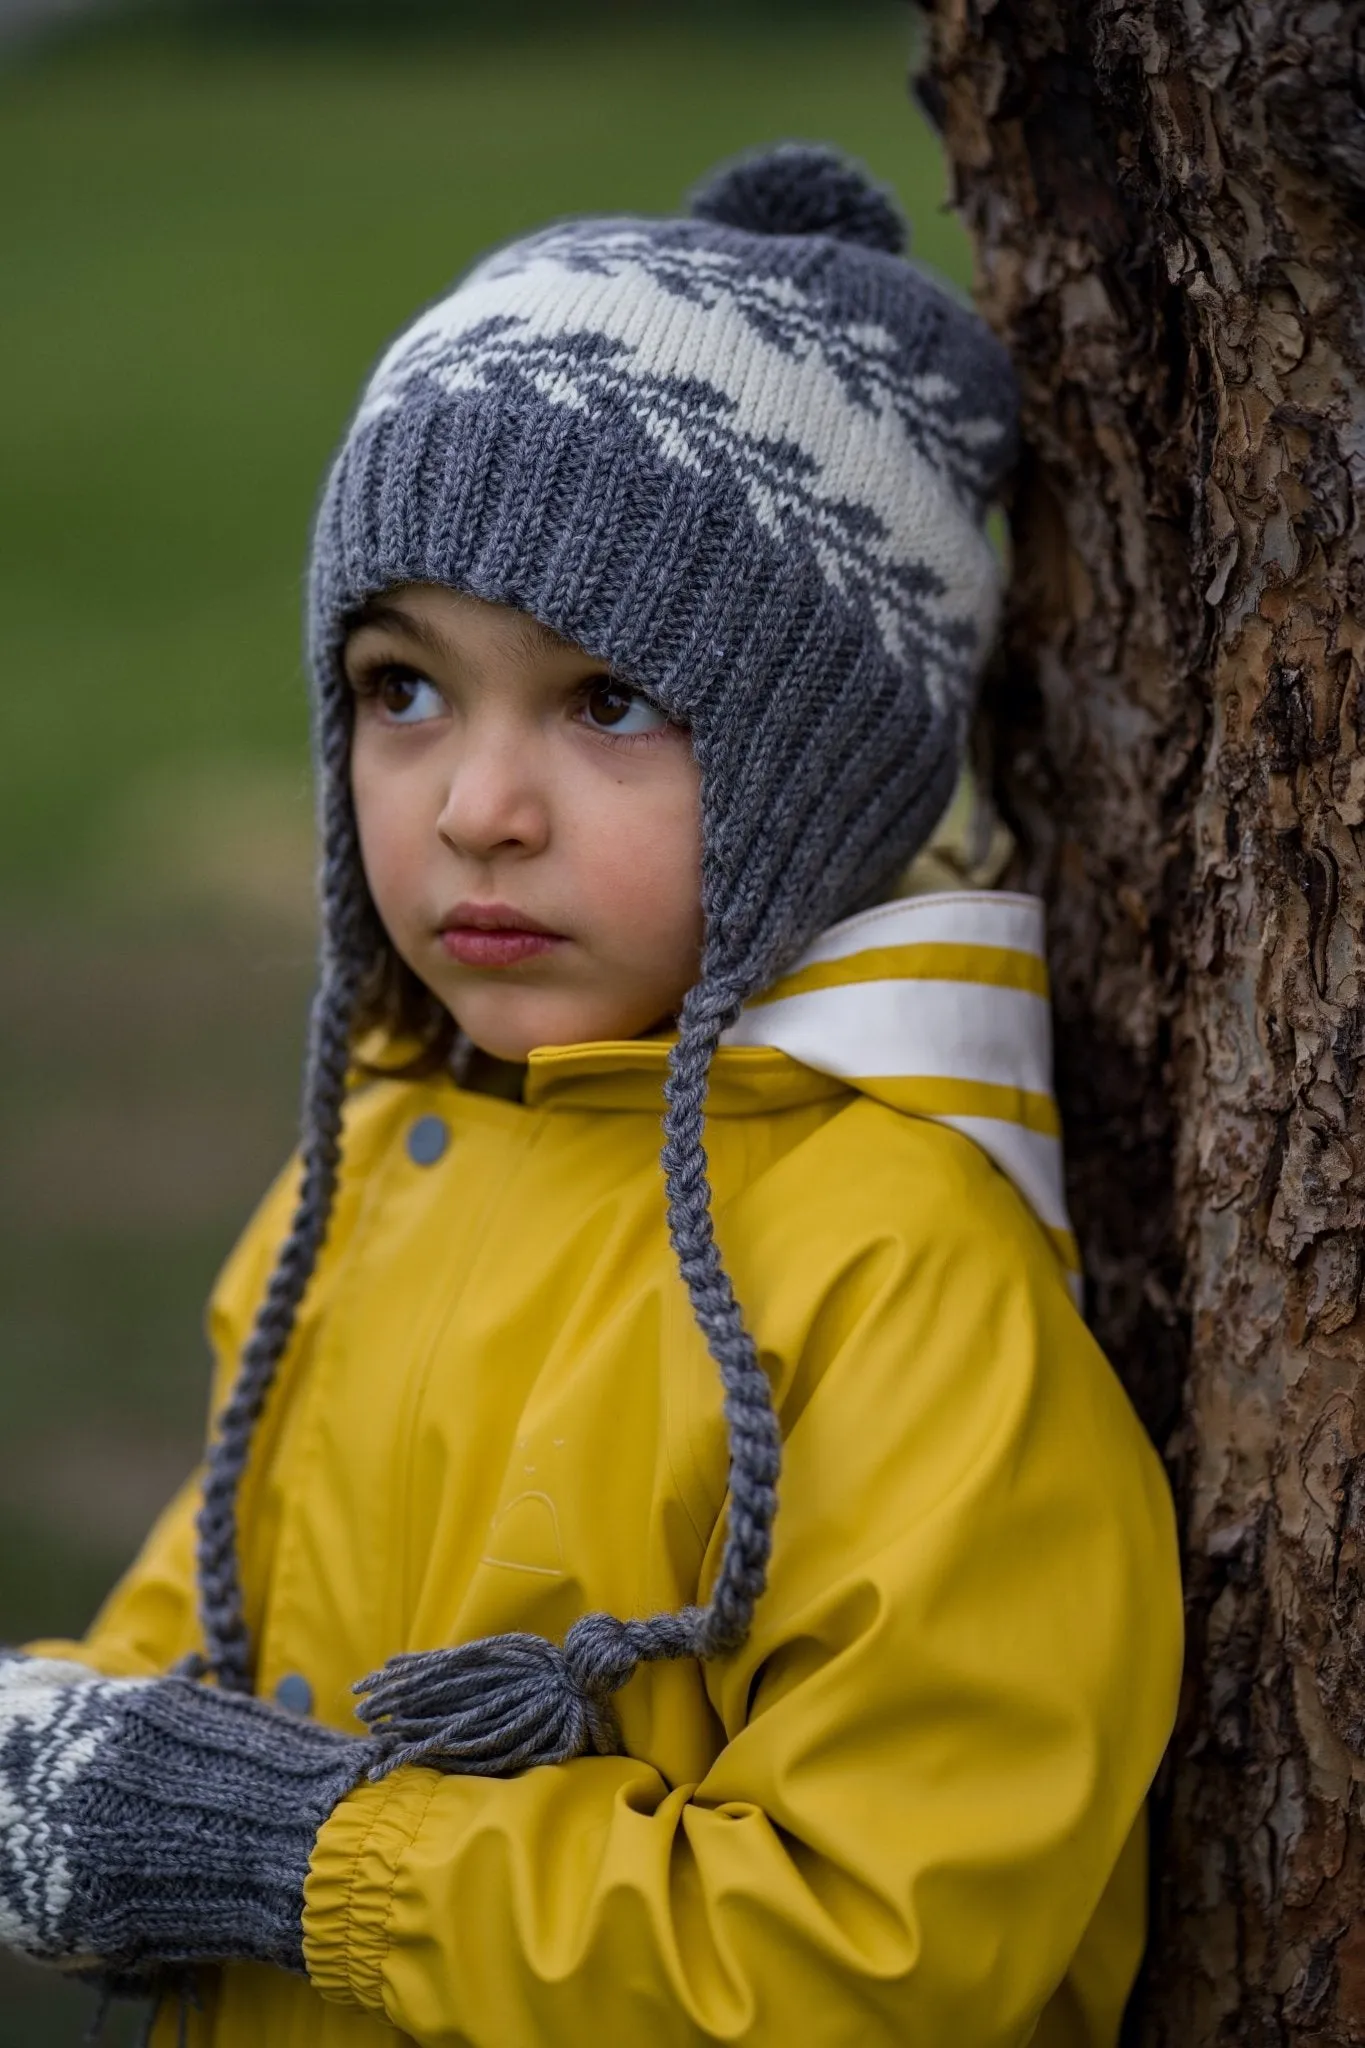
left=302, top=1769, right=442, bottom=2011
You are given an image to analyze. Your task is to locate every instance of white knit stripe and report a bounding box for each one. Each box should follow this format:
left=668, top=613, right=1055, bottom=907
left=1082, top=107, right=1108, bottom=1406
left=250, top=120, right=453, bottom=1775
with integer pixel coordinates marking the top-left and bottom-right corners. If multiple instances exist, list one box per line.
left=777, top=891, right=1046, bottom=970
left=723, top=977, right=1054, bottom=1100
left=38, top=1723, right=103, bottom=1934
left=0, top=1684, right=86, bottom=1945
left=0, top=1666, right=136, bottom=1948
left=0, top=1780, right=37, bottom=1947
left=0, top=1658, right=107, bottom=1692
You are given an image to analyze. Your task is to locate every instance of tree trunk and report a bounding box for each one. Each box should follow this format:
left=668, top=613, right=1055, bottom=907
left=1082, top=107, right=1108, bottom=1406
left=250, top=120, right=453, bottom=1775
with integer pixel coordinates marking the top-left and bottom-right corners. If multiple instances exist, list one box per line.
left=918, top=1, right=1365, bottom=2039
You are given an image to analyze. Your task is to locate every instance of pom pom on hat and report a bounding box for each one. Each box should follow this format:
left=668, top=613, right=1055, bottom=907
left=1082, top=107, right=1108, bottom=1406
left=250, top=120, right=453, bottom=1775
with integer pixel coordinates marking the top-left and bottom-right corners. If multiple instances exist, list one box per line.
left=689, top=142, right=908, bottom=256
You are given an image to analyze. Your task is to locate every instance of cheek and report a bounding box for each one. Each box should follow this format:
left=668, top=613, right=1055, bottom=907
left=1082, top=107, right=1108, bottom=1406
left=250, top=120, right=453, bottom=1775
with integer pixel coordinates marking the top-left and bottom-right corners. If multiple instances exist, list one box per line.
left=569, top=762, right=703, bottom=950
left=351, top=751, right=425, bottom=928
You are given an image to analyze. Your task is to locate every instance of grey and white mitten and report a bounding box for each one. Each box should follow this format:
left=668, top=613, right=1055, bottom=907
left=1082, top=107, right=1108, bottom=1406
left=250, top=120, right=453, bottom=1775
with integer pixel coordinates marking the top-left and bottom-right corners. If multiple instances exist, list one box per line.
left=0, top=1658, right=376, bottom=1972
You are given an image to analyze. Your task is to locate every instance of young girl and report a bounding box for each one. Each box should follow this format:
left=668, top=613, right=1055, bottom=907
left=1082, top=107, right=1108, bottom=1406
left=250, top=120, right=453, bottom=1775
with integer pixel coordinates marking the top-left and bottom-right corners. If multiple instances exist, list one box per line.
left=1, top=145, right=1182, bottom=2047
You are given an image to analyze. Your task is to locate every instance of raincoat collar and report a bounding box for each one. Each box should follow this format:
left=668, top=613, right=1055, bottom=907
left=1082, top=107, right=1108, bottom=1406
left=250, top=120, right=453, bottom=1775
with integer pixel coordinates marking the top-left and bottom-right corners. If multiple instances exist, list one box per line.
left=524, top=891, right=1079, bottom=1286
left=523, top=1040, right=848, bottom=1117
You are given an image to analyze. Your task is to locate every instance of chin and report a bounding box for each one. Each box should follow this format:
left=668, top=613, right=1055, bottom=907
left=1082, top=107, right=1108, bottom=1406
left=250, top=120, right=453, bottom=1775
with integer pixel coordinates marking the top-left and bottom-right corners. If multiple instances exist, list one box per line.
left=463, top=1028, right=542, bottom=1063
left=452, top=994, right=640, bottom=1062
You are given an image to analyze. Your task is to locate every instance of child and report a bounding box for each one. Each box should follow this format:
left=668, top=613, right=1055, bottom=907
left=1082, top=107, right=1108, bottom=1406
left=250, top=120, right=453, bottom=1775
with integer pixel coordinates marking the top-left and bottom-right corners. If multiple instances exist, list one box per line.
left=0, top=145, right=1182, bottom=2046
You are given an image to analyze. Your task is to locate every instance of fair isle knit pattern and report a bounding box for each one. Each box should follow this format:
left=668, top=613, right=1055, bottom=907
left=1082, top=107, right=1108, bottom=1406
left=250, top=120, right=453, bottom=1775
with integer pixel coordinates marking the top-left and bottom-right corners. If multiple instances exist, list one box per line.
left=195, top=146, right=1021, bottom=1766
left=0, top=1658, right=371, bottom=1970
left=0, top=1660, right=119, bottom=1955
left=349, top=221, right=1001, bottom=691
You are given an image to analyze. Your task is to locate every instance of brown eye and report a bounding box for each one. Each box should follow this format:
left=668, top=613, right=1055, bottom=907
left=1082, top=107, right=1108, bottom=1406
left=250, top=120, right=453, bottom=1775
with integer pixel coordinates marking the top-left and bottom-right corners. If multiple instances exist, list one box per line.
left=582, top=677, right=669, bottom=736
left=370, top=669, right=444, bottom=725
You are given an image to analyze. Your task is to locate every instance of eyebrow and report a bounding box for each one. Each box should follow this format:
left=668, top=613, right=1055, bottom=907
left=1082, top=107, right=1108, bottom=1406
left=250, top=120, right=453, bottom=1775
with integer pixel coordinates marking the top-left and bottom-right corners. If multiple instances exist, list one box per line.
left=344, top=596, right=581, bottom=667
left=508, top=611, right=578, bottom=662
left=344, top=598, right=446, bottom=661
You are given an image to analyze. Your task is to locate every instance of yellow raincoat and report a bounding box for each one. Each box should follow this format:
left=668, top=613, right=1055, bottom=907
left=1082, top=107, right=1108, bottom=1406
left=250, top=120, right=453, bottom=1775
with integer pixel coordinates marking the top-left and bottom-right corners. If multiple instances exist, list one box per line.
left=35, top=892, right=1182, bottom=2048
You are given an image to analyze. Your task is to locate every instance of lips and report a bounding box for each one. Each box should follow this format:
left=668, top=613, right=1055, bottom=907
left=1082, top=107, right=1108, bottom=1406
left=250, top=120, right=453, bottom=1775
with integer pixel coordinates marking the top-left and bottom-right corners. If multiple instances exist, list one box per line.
left=440, top=900, right=563, bottom=938
left=442, top=929, right=562, bottom=968
left=438, top=902, right=566, bottom=970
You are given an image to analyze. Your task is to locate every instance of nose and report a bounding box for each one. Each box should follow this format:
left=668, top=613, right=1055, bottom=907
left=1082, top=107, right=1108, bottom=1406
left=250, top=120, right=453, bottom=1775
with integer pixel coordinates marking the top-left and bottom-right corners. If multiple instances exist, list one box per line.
left=435, top=723, right=550, bottom=860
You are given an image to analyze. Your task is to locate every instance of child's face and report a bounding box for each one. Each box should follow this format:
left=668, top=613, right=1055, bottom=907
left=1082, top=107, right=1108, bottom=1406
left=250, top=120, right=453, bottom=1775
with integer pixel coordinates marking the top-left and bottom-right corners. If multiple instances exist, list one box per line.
left=345, top=584, right=703, bottom=1061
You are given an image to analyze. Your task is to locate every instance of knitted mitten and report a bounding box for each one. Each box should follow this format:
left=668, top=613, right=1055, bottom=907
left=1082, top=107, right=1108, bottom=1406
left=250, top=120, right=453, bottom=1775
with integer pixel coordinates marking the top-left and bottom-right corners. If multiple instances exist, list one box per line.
left=0, top=1658, right=376, bottom=1972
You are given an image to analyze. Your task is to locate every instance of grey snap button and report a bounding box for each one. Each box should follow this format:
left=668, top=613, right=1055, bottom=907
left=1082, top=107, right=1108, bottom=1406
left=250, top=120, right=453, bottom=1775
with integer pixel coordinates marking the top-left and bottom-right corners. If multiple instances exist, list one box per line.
left=274, top=1672, right=314, bottom=1716
left=407, top=1115, right=449, bottom=1166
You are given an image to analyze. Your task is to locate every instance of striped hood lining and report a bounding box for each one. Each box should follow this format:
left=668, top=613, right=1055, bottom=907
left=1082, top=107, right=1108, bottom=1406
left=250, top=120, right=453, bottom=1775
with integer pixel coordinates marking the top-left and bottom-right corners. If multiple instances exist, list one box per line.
left=723, top=891, right=1081, bottom=1295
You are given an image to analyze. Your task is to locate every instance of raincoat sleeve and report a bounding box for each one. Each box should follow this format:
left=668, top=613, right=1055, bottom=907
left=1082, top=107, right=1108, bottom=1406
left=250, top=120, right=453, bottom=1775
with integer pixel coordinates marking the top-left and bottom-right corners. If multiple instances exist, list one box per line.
left=21, top=1161, right=301, bottom=1679
left=301, top=1129, right=1183, bottom=2048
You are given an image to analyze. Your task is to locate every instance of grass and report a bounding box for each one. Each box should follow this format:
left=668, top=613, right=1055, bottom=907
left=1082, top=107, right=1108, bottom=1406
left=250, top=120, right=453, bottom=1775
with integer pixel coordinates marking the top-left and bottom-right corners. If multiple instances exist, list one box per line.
left=0, top=12, right=965, bottom=2037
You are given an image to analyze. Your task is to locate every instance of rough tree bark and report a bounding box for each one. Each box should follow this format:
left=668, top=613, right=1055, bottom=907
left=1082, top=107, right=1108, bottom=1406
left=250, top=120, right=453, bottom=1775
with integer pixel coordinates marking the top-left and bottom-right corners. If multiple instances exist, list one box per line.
left=918, top=2, right=1365, bottom=2040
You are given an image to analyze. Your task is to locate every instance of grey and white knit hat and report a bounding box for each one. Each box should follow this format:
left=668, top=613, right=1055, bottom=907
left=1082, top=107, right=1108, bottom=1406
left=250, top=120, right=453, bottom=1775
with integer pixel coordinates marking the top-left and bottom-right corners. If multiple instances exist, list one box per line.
left=195, top=145, right=1019, bottom=1764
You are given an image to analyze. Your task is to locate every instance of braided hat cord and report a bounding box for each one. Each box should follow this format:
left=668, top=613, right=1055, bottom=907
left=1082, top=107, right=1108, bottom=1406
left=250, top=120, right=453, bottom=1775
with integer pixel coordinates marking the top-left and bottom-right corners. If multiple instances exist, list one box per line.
left=659, top=982, right=780, bottom=1656
left=194, top=967, right=358, bottom=1692
left=195, top=712, right=369, bottom=1692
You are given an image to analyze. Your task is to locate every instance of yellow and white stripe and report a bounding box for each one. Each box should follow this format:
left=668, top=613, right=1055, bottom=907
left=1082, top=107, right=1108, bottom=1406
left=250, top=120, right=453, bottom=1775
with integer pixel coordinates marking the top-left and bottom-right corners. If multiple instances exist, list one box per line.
left=723, top=892, right=1082, bottom=1298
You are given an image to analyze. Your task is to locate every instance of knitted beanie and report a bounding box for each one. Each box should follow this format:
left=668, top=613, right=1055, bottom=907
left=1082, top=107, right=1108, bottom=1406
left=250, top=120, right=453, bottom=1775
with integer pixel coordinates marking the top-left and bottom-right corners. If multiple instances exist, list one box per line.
left=195, top=145, right=1019, bottom=1764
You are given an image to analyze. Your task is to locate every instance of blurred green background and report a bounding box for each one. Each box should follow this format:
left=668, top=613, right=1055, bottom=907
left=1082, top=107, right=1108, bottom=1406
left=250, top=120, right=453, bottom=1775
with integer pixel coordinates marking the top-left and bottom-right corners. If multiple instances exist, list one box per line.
left=0, top=4, right=966, bottom=2034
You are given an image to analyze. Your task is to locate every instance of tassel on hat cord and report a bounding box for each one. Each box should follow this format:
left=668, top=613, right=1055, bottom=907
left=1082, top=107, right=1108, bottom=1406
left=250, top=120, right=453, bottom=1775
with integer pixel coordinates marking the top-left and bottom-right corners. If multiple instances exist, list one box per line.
left=357, top=1609, right=703, bottom=1777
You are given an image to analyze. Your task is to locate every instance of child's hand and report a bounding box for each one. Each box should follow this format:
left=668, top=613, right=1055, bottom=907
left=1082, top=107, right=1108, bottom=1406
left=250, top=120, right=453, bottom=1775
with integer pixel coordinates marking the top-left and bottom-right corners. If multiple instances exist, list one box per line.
left=0, top=1656, right=376, bottom=1973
